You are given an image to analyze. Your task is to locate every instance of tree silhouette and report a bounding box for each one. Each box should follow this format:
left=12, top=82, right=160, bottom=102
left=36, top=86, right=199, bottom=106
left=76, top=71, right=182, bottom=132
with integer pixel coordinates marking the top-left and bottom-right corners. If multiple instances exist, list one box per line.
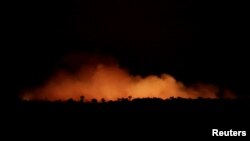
left=101, top=98, right=106, bottom=103
left=67, top=98, right=74, bottom=103
left=80, top=96, right=85, bottom=103
left=128, top=96, right=132, bottom=101
left=91, top=98, right=98, bottom=103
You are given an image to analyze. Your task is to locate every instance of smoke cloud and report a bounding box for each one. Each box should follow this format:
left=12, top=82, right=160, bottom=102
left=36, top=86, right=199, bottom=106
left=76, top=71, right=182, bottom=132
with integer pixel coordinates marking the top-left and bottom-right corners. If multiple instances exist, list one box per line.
left=21, top=54, right=235, bottom=101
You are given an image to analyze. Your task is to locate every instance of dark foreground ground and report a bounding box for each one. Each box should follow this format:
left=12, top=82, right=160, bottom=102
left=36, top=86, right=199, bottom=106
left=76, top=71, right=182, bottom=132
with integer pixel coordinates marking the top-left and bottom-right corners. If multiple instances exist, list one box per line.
left=14, top=98, right=250, bottom=138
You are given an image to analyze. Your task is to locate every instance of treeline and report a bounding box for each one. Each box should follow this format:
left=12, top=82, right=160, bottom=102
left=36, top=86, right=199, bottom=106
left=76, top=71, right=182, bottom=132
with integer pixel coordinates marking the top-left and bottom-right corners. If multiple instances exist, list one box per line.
left=15, top=97, right=250, bottom=113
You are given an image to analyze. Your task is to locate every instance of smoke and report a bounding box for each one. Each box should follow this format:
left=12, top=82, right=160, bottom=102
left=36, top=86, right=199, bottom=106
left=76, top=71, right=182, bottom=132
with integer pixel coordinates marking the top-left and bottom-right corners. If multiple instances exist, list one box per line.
left=21, top=54, right=235, bottom=101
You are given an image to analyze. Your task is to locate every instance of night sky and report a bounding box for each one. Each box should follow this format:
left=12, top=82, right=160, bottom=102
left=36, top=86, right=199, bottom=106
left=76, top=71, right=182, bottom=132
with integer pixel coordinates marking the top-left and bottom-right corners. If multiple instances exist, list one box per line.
left=14, top=0, right=249, bottom=97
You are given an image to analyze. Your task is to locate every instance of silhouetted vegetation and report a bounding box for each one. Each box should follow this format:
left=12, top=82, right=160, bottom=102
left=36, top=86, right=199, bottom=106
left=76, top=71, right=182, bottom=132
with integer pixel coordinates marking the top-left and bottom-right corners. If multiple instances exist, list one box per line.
left=80, top=96, right=85, bottom=103
left=15, top=97, right=250, bottom=113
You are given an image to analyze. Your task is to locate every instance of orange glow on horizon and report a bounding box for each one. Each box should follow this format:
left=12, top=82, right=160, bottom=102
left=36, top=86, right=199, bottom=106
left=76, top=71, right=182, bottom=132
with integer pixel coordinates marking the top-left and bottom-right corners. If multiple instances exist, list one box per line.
left=21, top=54, right=235, bottom=101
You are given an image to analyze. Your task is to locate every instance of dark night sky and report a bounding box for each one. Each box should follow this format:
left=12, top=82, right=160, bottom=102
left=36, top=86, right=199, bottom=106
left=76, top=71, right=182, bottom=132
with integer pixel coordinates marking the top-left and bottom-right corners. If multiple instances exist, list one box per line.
left=13, top=0, right=249, bottom=96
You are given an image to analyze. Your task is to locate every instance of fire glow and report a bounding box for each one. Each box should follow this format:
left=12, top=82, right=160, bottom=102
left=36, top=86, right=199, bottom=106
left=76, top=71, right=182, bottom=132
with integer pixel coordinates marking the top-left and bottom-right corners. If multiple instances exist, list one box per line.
left=22, top=54, right=235, bottom=101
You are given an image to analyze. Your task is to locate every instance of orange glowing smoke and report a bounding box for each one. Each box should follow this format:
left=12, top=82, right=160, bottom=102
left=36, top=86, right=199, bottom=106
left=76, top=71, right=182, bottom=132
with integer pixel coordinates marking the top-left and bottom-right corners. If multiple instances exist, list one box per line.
left=22, top=54, right=235, bottom=101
